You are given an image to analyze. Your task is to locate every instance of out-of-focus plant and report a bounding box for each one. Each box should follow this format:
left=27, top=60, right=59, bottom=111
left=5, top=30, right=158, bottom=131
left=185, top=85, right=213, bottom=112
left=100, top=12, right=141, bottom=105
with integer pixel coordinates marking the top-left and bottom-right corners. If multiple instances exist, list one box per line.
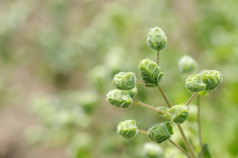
left=106, top=27, right=223, bottom=158
left=25, top=91, right=98, bottom=158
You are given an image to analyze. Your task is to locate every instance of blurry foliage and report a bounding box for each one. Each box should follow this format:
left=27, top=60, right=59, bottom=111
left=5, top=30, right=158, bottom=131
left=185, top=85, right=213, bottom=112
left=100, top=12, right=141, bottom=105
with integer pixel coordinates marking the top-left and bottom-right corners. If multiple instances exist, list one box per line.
left=0, top=0, right=237, bottom=157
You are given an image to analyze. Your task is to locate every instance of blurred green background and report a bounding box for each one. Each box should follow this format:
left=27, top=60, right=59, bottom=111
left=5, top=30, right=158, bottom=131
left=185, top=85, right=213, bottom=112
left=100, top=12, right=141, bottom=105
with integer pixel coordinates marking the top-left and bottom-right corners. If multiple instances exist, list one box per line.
left=0, top=0, right=237, bottom=158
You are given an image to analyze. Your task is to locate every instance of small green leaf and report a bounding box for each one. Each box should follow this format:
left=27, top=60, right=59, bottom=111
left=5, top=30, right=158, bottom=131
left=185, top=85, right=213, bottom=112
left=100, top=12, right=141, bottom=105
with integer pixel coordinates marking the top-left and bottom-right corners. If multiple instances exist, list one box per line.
left=112, top=72, right=136, bottom=90
left=169, top=104, right=189, bottom=124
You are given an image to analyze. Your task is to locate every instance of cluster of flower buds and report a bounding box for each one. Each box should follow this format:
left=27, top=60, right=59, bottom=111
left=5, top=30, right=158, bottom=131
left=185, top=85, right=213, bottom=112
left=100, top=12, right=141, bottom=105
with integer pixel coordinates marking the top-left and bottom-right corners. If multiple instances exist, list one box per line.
left=139, top=58, right=164, bottom=87
left=147, top=122, right=173, bottom=143
left=117, top=120, right=138, bottom=139
left=106, top=72, right=137, bottom=108
left=147, top=27, right=167, bottom=51
left=106, top=26, right=223, bottom=157
left=185, top=70, right=223, bottom=93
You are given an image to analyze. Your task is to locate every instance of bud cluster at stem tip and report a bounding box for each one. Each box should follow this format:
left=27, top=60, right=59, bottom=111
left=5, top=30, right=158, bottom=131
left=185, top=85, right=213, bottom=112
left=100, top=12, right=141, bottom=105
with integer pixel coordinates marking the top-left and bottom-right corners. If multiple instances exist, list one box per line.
left=117, top=120, right=138, bottom=139
left=147, top=27, right=167, bottom=51
left=185, top=70, right=223, bottom=93
left=139, top=58, right=164, bottom=87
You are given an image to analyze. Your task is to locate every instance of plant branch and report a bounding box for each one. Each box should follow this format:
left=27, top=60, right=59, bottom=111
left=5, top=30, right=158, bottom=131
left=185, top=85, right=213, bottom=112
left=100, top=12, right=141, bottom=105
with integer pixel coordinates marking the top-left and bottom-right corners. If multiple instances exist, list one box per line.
left=186, top=92, right=197, bottom=106
left=177, top=125, right=197, bottom=158
left=134, top=100, right=171, bottom=116
left=157, top=85, right=172, bottom=108
left=157, top=50, right=160, bottom=65
left=156, top=86, right=197, bottom=158
left=138, top=129, right=149, bottom=135
left=168, top=139, right=192, bottom=158
left=197, top=95, right=204, bottom=158
left=136, top=80, right=145, bottom=84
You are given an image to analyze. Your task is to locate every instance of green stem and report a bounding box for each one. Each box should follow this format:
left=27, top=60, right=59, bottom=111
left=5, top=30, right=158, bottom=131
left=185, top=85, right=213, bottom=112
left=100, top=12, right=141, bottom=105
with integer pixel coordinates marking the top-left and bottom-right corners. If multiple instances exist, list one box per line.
left=138, top=129, right=149, bottom=135
left=157, top=50, right=160, bottom=65
left=186, top=92, right=197, bottom=106
left=134, top=100, right=171, bottom=116
left=197, top=95, right=204, bottom=158
left=168, top=139, right=192, bottom=158
left=136, top=80, right=145, bottom=84
left=157, top=86, right=172, bottom=108
left=177, top=124, right=197, bottom=158
left=157, top=86, right=197, bottom=158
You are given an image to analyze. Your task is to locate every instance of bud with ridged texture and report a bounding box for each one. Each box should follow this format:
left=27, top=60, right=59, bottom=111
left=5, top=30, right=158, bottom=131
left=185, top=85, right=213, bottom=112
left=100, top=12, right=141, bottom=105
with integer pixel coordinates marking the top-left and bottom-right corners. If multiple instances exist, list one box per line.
left=143, top=142, right=163, bottom=158
left=117, top=120, right=138, bottom=139
left=106, top=89, right=133, bottom=108
left=112, top=72, right=136, bottom=90
left=169, top=104, right=188, bottom=124
left=178, top=55, right=197, bottom=73
left=147, top=27, right=167, bottom=51
left=148, top=122, right=173, bottom=143
left=200, top=70, right=223, bottom=91
left=139, top=58, right=164, bottom=87
left=185, top=75, right=206, bottom=92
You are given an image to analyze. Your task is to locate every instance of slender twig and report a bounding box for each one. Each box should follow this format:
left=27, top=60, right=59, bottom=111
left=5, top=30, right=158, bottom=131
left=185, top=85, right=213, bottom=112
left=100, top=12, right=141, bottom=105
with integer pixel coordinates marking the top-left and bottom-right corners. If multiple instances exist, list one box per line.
left=186, top=92, right=197, bottom=106
left=157, top=86, right=171, bottom=108
left=138, top=129, right=149, bottom=135
left=177, top=125, right=197, bottom=158
left=157, top=85, right=197, bottom=158
left=197, top=95, right=204, bottom=158
left=136, top=80, right=145, bottom=84
left=168, top=139, right=192, bottom=158
left=134, top=100, right=171, bottom=116
left=157, top=50, right=160, bottom=65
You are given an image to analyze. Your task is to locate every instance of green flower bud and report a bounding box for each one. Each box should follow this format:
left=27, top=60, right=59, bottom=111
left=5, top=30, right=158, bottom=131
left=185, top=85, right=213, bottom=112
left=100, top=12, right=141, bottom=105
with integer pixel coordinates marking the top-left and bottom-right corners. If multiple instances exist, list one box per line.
left=112, top=72, right=136, bottom=90
left=185, top=75, right=206, bottom=92
left=178, top=55, right=197, bottom=73
left=147, top=27, right=167, bottom=51
left=148, top=122, right=173, bottom=143
left=117, top=120, right=138, bottom=139
left=106, top=89, right=133, bottom=108
left=200, top=70, right=223, bottom=91
left=156, top=107, right=171, bottom=119
left=139, top=58, right=164, bottom=87
left=127, top=87, right=137, bottom=98
left=143, top=142, right=163, bottom=158
left=169, top=104, right=189, bottom=124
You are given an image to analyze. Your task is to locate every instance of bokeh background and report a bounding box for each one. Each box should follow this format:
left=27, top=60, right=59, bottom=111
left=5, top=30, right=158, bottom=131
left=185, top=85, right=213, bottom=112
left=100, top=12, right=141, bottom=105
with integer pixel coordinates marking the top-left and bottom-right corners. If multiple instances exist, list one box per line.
left=0, top=0, right=237, bottom=158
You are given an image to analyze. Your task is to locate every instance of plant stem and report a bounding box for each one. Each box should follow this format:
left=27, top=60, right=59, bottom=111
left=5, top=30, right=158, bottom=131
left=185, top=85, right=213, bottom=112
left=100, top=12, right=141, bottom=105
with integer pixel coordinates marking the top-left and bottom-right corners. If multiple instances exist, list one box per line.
left=157, top=86, right=171, bottom=108
left=157, top=86, right=197, bottom=158
left=134, top=100, right=171, bottom=116
left=155, top=51, right=197, bottom=158
left=177, top=125, right=197, bottom=158
left=157, top=50, right=160, bottom=65
left=136, top=80, right=145, bottom=84
left=197, top=95, right=204, bottom=158
left=138, top=129, right=149, bottom=135
left=168, top=139, right=192, bottom=158
left=186, top=92, right=197, bottom=106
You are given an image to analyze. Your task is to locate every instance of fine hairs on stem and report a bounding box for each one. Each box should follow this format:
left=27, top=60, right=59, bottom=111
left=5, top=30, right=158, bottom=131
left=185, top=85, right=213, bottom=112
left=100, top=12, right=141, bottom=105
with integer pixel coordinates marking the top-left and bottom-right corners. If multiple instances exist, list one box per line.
left=106, top=26, right=223, bottom=158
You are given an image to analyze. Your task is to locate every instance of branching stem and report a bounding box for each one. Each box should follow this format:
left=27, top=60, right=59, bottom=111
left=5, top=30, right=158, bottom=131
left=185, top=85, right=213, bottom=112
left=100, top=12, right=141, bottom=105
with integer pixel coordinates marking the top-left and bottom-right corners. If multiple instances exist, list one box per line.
left=134, top=100, right=171, bottom=116
left=168, top=139, right=192, bottom=158
left=157, top=86, right=172, bottom=108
